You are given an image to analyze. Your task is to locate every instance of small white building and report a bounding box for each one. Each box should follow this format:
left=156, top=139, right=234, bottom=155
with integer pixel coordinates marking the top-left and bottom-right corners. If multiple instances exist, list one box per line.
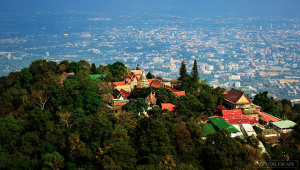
left=232, top=125, right=244, bottom=137
left=241, top=123, right=257, bottom=136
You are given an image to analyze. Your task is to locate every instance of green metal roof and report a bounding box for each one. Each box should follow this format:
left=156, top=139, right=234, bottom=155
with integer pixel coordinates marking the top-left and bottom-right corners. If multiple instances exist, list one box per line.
left=203, top=123, right=216, bottom=136
left=90, top=74, right=107, bottom=79
left=271, top=120, right=297, bottom=129
left=209, top=117, right=240, bottom=133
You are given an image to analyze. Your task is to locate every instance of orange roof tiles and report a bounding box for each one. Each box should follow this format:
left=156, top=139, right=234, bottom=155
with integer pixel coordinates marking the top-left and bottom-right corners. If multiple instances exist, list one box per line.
left=222, top=110, right=242, bottom=118
left=150, top=79, right=164, bottom=88
left=165, top=85, right=179, bottom=92
left=174, top=91, right=185, bottom=97
left=259, top=112, right=281, bottom=122
left=114, top=102, right=127, bottom=105
left=112, top=82, right=126, bottom=86
left=120, top=89, right=130, bottom=98
left=161, top=103, right=178, bottom=112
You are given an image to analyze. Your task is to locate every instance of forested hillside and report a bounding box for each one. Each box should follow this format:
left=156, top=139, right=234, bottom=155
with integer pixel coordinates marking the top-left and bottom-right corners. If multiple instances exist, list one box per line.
left=0, top=59, right=300, bottom=169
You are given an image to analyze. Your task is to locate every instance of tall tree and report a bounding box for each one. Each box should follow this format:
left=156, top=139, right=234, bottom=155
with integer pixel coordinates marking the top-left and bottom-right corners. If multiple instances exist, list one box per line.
left=66, top=61, right=82, bottom=75
left=253, top=91, right=280, bottom=118
left=175, top=122, right=194, bottom=155
left=146, top=71, right=155, bottom=79
left=79, top=60, right=91, bottom=70
left=191, top=60, right=199, bottom=85
left=178, top=59, right=187, bottom=84
left=107, top=61, right=127, bottom=81
left=91, top=63, right=98, bottom=74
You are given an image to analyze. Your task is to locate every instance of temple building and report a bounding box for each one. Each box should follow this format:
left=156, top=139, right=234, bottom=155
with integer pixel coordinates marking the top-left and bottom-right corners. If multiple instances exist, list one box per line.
left=136, top=64, right=149, bottom=88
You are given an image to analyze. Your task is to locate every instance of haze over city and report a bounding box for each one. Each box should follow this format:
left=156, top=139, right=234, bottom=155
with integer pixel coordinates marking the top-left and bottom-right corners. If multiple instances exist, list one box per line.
left=1, top=0, right=300, bottom=101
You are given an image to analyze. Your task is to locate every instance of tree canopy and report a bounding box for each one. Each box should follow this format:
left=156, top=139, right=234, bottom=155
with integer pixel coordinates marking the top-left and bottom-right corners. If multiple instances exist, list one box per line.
left=0, top=59, right=299, bottom=169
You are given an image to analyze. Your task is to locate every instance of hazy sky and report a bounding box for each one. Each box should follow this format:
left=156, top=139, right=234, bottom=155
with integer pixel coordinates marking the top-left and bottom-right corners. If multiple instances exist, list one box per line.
left=1, top=0, right=300, bottom=17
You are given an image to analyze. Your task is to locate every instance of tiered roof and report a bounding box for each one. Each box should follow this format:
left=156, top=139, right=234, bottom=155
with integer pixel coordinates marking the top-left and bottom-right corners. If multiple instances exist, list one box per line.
left=120, top=89, right=130, bottom=98
left=116, top=85, right=131, bottom=92
left=149, top=78, right=164, bottom=88
left=113, top=99, right=129, bottom=110
left=110, top=82, right=126, bottom=88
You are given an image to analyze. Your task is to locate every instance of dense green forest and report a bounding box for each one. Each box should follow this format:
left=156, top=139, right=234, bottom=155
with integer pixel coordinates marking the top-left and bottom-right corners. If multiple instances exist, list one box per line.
left=1, top=59, right=300, bottom=169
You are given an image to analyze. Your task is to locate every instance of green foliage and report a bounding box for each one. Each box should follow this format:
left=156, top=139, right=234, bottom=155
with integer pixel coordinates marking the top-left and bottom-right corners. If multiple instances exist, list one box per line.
left=29, top=59, right=58, bottom=82
left=107, top=61, right=127, bottom=81
left=1, top=59, right=300, bottom=169
left=155, top=87, right=177, bottom=106
left=13, top=68, right=33, bottom=90
left=42, top=151, right=65, bottom=170
left=66, top=61, right=82, bottom=75
left=253, top=91, right=280, bottom=118
left=79, top=60, right=90, bottom=70
left=203, top=129, right=248, bottom=169
left=197, top=92, right=215, bottom=115
left=138, top=119, right=176, bottom=165
left=91, top=63, right=98, bottom=74
left=123, top=98, right=148, bottom=116
left=175, top=94, right=204, bottom=117
left=79, top=90, right=104, bottom=115
left=175, top=122, right=194, bottom=155
left=129, top=87, right=152, bottom=99
left=54, top=77, right=104, bottom=115
left=178, top=59, right=187, bottom=84
left=191, top=60, right=199, bottom=85
left=146, top=71, right=155, bottom=79
left=103, top=142, right=137, bottom=169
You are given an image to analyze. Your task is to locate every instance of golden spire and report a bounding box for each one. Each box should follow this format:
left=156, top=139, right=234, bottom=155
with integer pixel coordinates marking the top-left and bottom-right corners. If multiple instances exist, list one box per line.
left=137, top=62, right=149, bottom=88
left=143, top=62, right=144, bottom=71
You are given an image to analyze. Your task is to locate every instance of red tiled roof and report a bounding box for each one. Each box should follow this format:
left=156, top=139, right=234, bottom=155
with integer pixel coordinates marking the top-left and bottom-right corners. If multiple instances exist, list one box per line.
left=226, top=118, right=258, bottom=124
left=165, top=85, right=179, bottom=92
left=115, top=107, right=123, bottom=110
left=161, top=103, right=178, bottom=112
left=120, top=89, right=130, bottom=98
left=224, top=88, right=251, bottom=104
left=147, top=79, right=152, bottom=83
left=174, top=91, right=185, bottom=97
left=150, top=79, right=164, bottom=88
left=112, top=82, right=126, bottom=86
left=259, top=112, right=281, bottom=122
left=222, top=110, right=242, bottom=118
left=114, top=102, right=127, bottom=105
left=224, top=91, right=228, bottom=95
left=219, top=109, right=259, bottom=124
